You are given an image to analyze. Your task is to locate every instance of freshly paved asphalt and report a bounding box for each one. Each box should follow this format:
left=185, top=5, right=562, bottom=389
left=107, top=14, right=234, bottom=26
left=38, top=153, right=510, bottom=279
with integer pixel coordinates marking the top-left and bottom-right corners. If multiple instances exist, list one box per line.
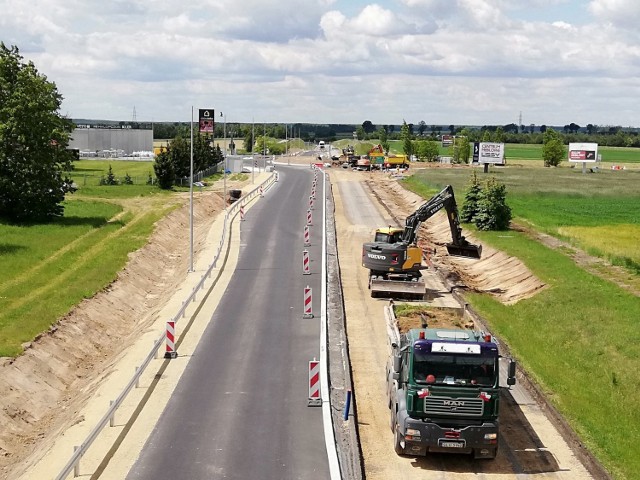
left=127, top=166, right=330, bottom=479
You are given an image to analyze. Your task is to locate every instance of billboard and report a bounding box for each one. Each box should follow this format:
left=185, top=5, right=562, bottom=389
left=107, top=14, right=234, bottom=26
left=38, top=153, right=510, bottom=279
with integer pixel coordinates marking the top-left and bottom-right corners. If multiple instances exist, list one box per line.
left=198, top=109, right=215, bottom=133
left=441, top=134, right=454, bottom=147
left=568, top=143, right=598, bottom=162
left=475, top=142, right=505, bottom=164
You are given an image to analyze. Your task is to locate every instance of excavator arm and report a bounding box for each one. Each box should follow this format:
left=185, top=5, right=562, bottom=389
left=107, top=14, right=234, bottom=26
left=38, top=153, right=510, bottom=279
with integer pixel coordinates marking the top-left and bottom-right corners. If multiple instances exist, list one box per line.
left=402, top=185, right=482, bottom=259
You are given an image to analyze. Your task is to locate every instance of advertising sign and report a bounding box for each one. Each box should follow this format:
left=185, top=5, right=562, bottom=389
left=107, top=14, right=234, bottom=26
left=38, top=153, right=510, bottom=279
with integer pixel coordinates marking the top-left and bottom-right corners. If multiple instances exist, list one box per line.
left=198, top=109, right=215, bottom=133
left=472, top=142, right=480, bottom=163
left=568, top=143, right=598, bottom=163
left=441, top=134, right=454, bottom=147
left=477, top=142, right=505, bottom=164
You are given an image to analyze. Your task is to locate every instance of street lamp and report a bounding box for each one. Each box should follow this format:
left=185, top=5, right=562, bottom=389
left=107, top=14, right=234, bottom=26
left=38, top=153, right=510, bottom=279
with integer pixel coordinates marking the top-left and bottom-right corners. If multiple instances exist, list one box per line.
left=220, top=111, right=227, bottom=209
left=221, top=111, right=227, bottom=156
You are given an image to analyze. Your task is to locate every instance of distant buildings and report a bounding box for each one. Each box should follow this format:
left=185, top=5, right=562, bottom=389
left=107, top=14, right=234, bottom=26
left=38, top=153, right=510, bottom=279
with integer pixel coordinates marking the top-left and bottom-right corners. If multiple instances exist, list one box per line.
left=69, top=124, right=153, bottom=158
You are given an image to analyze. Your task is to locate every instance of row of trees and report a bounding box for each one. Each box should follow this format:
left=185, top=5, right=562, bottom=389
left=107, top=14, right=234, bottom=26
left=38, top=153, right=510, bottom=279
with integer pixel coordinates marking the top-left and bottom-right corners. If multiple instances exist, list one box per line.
left=359, top=120, right=640, bottom=147
left=156, top=119, right=640, bottom=150
left=154, top=134, right=224, bottom=189
left=397, top=120, right=567, bottom=167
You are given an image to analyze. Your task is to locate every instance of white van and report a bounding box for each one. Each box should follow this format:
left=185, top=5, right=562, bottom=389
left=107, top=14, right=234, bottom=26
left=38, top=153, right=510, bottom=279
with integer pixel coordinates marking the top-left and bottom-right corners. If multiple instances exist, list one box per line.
left=318, top=141, right=325, bottom=149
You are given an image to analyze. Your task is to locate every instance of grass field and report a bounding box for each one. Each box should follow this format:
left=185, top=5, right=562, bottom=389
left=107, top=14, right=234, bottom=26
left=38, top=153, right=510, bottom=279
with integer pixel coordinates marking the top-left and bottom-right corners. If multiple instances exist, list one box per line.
left=406, top=165, right=640, bottom=272
left=403, top=168, right=640, bottom=479
left=371, top=140, right=640, bottom=164
left=0, top=160, right=186, bottom=357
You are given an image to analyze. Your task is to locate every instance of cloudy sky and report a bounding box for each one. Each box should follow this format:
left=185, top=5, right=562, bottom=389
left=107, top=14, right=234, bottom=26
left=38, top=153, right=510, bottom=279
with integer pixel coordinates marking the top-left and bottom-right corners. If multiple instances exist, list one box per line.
left=2, top=0, right=639, bottom=127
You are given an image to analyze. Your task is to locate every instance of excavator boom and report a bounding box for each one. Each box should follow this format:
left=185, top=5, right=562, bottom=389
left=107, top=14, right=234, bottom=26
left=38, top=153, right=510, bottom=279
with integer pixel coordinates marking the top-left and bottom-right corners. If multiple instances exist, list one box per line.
left=362, top=185, right=481, bottom=299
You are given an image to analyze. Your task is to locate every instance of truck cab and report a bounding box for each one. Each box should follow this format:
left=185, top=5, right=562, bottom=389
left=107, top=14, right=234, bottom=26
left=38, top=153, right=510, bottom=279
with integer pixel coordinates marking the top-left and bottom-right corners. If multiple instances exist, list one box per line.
left=388, top=328, right=516, bottom=459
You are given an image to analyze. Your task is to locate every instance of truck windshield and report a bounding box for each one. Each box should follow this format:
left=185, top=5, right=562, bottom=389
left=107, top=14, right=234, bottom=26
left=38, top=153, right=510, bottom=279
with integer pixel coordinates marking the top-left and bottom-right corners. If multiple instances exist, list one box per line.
left=413, top=354, right=497, bottom=387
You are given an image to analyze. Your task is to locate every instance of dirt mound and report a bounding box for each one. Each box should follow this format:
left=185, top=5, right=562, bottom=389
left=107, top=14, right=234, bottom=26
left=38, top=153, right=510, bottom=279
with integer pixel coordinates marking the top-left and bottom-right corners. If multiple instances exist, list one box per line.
left=366, top=176, right=546, bottom=304
left=394, top=306, right=473, bottom=333
left=0, top=190, right=224, bottom=477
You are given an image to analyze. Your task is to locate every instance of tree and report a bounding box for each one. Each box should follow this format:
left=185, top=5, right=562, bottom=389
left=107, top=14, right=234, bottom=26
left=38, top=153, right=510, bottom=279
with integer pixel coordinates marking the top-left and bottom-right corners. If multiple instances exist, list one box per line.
left=414, top=140, right=439, bottom=162
left=452, top=136, right=470, bottom=164
left=474, top=177, right=512, bottom=231
left=362, top=120, right=375, bottom=134
left=243, top=130, right=254, bottom=153
left=417, top=121, right=427, bottom=136
left=154, top=148, right=175, bottom=189
left=461, top=171, right=482, bottom=223
left=99, top=164, right=118, bottom=185
left=400, top=120, right=413, bottom=158
left=377, top=127, right=390, bottom=154
left=0, top=43, right=76, bottom=221
left=542, top=128, right=565, bottom=167
left=355, top=125, right=366, bottom=141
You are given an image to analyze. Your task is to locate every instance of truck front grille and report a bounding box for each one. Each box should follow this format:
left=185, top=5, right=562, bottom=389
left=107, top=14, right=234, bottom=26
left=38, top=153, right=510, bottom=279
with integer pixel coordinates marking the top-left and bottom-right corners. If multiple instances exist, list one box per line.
left=424, top=396, right=484, bottom=416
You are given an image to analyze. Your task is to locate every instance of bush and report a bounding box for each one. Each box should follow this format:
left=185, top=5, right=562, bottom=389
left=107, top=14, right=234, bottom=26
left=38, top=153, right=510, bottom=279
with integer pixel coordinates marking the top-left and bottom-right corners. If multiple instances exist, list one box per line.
left=473, top=177, right=512, bottom=231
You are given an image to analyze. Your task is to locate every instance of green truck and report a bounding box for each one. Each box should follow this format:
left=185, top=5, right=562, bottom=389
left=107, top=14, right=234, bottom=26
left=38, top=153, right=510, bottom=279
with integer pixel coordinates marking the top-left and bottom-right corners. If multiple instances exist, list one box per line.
left=387, top=307, right=516, bottom=459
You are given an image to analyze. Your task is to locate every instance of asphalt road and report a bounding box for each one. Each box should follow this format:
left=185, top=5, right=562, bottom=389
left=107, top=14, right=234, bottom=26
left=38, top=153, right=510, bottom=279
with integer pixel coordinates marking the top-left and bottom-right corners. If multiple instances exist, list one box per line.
left=127, top=165, right=330, bottom=479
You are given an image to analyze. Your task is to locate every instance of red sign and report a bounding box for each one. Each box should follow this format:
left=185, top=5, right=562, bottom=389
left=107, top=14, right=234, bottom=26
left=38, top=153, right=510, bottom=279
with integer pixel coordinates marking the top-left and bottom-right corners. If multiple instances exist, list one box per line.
left=198, top=109, right=215, bottom=133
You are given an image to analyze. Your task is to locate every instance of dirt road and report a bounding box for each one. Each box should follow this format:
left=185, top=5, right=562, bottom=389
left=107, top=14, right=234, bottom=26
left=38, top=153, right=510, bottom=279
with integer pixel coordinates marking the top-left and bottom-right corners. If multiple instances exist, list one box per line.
left=329, top=167, right=595, bottom=479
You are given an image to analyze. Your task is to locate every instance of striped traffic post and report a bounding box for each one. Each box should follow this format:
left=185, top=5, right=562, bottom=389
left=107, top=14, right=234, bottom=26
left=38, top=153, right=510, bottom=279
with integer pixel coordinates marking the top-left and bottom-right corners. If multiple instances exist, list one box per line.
left=303, top=249, right=311, bottom=275
left=309, top=195, right=314, bottom=210
left=259, top=185, right=264, bottom=197
left=304, top=225, right=310, bottom=246
left=240, top=204, right=245, bottom=221
left=308, top=359, right=321, bottom=407
left=306, top=209, right=313, bottom=226
left=164, top=320, right=178, bottom=359
left=303, top=286, right=313, bottom=318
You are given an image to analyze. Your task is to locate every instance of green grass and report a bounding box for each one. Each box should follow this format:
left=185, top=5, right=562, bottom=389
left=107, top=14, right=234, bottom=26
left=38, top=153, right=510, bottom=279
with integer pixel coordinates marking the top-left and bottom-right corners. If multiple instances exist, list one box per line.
left=403, top=170, right=640, bottom=479
left=466, top=231, right=640, bottom=480
left=505, top=143, right=640, bottom=164
left=405, top=166, right=640, bottom=271
left=67, top=159, right=171, bottom=199
left=0, top=194, right=176, bottom=357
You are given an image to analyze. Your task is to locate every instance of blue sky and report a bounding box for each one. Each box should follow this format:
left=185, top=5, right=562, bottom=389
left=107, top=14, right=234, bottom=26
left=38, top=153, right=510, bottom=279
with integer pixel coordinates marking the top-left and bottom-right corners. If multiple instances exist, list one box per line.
left=1, top=0, right=639, bottom=127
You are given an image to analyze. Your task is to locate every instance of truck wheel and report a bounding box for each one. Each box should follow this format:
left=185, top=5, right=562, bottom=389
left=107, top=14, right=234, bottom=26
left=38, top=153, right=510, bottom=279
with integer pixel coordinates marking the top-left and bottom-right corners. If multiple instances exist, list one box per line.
left=389, top=407, right=396, bottom=432
left=394, top=425, right=405, bottom=456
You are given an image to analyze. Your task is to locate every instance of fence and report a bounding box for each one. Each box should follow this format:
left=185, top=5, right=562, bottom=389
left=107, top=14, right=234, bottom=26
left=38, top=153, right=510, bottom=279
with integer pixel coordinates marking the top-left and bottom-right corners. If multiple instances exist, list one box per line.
left=55, top=172, right=277, bottom=480
left=174, top=164, right=221, bottom=186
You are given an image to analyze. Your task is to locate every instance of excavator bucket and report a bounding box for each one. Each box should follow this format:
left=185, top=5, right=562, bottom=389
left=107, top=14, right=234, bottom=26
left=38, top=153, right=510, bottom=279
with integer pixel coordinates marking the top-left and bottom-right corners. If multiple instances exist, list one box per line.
left=446, top=242, right=482, bottom=259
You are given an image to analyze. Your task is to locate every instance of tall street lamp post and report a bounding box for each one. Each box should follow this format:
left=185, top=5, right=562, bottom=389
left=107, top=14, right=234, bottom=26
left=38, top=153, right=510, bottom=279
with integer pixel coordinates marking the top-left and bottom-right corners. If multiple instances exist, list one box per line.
left=220, top=111, right=227, bottom=209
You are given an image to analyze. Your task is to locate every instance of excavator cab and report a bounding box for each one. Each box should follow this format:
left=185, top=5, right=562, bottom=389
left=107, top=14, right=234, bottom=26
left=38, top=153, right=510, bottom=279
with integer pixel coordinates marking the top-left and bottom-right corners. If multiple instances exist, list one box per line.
left=374, top=227, right=404, bottom=244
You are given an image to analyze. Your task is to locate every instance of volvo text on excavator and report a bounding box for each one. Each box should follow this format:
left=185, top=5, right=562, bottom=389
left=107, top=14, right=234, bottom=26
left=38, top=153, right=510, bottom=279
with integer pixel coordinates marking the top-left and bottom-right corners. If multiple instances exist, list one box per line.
left=362, top=185, right=482, bottom=299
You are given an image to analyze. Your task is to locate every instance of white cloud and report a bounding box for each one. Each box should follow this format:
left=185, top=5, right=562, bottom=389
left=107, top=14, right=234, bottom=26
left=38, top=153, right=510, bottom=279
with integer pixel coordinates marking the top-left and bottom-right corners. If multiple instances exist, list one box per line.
left=589, top=0, right=640, bottom=28
left=1, top=0, right=639, bottom=126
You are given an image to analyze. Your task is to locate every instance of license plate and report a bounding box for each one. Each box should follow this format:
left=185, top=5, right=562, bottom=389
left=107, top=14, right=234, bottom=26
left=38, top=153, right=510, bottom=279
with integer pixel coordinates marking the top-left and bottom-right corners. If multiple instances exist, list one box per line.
left=439, top=441, right=465, bottom=448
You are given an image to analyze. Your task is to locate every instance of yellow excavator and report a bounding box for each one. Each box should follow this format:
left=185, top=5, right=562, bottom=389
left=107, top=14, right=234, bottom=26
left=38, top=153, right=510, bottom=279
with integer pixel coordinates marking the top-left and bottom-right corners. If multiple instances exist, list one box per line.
left=362, top=185, right=482, bottom=299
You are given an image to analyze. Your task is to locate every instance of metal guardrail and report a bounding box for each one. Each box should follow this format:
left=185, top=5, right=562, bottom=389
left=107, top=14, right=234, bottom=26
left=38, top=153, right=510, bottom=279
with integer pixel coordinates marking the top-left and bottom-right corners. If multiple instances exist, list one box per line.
left=55, top=172, right=277, bottom=480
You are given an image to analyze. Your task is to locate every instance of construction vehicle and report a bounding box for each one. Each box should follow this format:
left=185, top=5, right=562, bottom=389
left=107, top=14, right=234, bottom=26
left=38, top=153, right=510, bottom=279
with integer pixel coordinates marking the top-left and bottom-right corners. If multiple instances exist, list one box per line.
left=384, top=154, right=409, bottom=169
left=367, top=144, right=386, bottom=169
left=386, top=305, right=517, bottom=459
left=362, top=185, right=481, bottom=299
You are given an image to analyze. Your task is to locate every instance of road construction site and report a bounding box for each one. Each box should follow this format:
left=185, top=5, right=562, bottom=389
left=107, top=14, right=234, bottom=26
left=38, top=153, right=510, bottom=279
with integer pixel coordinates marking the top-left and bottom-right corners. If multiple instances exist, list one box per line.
left=0, top=152, right=610, bottom=479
